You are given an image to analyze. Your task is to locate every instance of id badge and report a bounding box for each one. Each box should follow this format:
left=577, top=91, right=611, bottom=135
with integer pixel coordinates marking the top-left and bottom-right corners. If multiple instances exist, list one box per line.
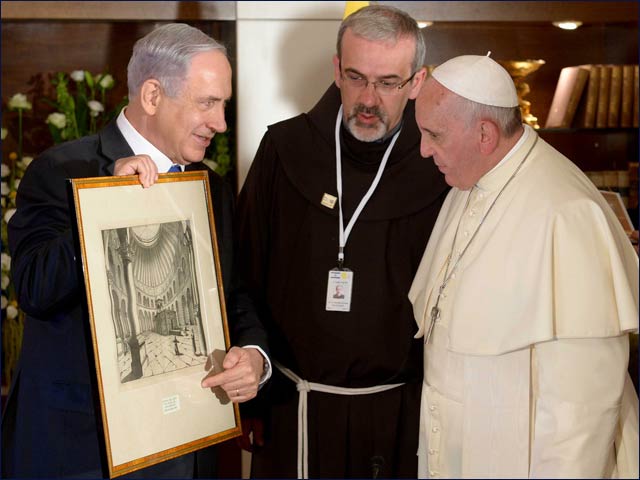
left=325, top=268, right=354, bottom=312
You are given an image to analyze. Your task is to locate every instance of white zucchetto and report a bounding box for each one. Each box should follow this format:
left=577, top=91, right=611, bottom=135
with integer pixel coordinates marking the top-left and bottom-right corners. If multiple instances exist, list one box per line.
left=431, top=54, right=519, bottom=108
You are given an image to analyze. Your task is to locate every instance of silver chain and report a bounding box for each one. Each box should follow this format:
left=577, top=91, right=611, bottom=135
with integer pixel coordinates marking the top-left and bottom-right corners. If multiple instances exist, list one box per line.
left=425, top=134, right=538, bottom=344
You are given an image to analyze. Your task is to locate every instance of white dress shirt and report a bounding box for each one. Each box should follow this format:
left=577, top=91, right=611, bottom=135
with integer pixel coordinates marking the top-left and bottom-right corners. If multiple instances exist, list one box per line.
left=116, top=108, right=182, bottom=172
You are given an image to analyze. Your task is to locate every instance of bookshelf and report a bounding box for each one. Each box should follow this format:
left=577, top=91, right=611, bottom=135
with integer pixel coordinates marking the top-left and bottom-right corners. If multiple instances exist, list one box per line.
left=387, top=1, right=638, bottom=218
left=537, top=128, right=638, bottom=172
left=385, top=5, right=637, bottom=139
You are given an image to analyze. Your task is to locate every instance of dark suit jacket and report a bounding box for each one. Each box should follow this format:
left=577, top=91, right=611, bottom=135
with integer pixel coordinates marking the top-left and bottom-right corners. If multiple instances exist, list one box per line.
left=1, top=121, right=267, bottom=478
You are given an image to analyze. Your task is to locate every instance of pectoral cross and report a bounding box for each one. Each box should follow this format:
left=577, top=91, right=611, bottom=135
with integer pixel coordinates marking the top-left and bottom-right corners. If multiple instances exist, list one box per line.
left=424, top=285, right=444, bottom=345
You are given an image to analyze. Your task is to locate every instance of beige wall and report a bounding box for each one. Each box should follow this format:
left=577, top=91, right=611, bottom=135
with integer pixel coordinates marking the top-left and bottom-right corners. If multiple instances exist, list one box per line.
left=235, top=2, right=346, bottom=189
left=236, top=5, right=345, bottom=475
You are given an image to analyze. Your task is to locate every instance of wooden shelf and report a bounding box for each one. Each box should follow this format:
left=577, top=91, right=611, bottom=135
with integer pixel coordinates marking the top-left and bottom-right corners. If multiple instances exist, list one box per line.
left=382, top=1, right=638, bottom=23
left=538, top=128, right=639, bottom=171
left=419, top=22, right=637, bottom=129
left=395, top=1, right=639, bottom=172
left=0, top=1, right=236, bottom=20
left=540, top=127, right=639, bottom=134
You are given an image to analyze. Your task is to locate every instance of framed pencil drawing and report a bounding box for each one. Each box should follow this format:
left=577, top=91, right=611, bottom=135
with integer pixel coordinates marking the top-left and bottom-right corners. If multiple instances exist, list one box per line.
left=70, top=171, right=240, bottom=478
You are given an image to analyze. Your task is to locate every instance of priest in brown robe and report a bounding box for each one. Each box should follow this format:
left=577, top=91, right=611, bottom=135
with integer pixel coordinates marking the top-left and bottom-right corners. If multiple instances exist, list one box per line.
left=235, top=5, right=448, bottom=478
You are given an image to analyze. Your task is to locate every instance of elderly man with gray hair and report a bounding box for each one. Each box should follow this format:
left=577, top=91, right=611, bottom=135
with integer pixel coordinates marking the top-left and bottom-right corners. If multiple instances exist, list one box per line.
left=411, top=53, right=639, bottom=478
left=3, top=23, right=269, bottom=478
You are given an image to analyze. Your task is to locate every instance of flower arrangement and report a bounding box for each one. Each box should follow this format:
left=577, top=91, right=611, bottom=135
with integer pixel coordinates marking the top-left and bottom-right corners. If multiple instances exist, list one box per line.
left=45, top=70, right=123, bottom=143
left=1, top=70, right=235, bottom=391
left=1, top=70, right=124, bottom=390
left=2, top=94, right=35, bottom=392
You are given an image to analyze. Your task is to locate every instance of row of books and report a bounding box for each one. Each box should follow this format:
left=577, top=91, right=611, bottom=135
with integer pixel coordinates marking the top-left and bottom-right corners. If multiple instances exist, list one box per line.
left=545, top=64, right=639, bottom=129
left=584, top=165, right=638, bottom=210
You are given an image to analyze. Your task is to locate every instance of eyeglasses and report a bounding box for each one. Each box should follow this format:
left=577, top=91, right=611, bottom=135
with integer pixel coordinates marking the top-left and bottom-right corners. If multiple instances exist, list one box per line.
left=341, top=68, right=416, bottom=96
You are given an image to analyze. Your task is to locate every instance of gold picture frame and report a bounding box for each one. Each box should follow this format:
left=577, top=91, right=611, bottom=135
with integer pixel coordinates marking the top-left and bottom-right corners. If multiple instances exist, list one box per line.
left=70, top=171, right=240, bottom=478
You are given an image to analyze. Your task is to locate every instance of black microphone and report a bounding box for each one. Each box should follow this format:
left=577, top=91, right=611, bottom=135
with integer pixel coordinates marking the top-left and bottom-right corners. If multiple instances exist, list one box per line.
left=371, top=455, right=385, bottom=479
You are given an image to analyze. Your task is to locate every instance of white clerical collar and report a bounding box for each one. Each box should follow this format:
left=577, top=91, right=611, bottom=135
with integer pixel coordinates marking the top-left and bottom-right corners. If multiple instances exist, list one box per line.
left=116, top=108, right=180, bottom=172
left=475, top=124, right=531, bottom=191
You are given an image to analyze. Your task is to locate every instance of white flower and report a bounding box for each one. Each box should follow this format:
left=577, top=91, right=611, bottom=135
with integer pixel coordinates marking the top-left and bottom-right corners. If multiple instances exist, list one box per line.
left=4, top=208, right=16, bottom=224
left=1, top=296, right=7, bottom=309
left=8, top=93, right=32, bottom=111
left=88, top=100, right=104, bottom=117
left=18, top=157, right=33, bottom=168
left=203, top=159, right=218, bottom=171
left=99, top=74, right=114, bottom=89
left=7, top=305, right=18, bottom=319
left=1, top=164, right=9, bottom=178
left=1, top=182, right=9, bottom=196
left=1, top=274, right=9, bottom=290
left=47, top=112, right=67, bottom=129
left=70, top=70, right=85, bottom=82
left=1, top=253, right=11, bottom=270
left=1, top=128, right=7, bottom=140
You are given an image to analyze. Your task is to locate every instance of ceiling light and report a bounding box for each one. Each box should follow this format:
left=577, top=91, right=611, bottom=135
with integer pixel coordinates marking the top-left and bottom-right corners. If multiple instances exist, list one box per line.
left=552, top=21, right=583, bottom=30
left=418, top=21, right=433, bottom=29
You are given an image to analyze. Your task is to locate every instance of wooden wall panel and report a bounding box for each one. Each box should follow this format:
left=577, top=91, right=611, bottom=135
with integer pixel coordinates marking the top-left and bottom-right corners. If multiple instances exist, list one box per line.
left=1, top=21, right=235, bottom=155
left=1, top=1, right=236, bottom=20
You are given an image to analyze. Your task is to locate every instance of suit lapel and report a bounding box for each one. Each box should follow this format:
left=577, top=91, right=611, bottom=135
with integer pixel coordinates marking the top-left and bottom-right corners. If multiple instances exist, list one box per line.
left=97, top=120, right=135, bottom=176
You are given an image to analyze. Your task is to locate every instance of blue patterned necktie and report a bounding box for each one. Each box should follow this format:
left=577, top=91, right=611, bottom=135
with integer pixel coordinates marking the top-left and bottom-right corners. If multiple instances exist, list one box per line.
left=167, top=164, right=181, bottom=173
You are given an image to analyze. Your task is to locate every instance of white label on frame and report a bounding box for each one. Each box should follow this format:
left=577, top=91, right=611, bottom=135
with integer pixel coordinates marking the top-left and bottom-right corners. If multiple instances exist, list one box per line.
left=162, top=395, right=181, bottom=415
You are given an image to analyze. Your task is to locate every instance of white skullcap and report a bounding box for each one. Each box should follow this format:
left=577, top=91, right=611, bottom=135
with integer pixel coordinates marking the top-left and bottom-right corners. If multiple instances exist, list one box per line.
left=431, top=53, right=518, bottom=108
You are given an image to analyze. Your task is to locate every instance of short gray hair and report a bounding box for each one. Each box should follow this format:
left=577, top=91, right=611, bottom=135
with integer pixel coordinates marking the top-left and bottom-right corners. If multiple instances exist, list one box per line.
left=127, top=23, right=227, bottom=98
left=337, top=5, right=426, bottom=74
left=454, top=96, right=522, bottom=137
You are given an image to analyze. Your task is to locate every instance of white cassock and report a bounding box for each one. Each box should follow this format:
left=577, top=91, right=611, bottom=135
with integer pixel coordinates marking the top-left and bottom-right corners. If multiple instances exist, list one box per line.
left=409, top=125, right=639, bottom=478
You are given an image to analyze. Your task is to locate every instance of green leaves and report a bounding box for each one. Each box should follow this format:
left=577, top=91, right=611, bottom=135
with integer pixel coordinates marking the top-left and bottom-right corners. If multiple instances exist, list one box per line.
left=47, top=70, right=121, bottom=143
left=203, top=129, right=233, bottom=177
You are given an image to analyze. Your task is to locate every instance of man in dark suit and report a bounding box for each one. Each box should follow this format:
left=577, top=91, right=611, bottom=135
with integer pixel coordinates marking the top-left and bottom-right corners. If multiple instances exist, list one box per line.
left=2, top=23, right=269, bottom=478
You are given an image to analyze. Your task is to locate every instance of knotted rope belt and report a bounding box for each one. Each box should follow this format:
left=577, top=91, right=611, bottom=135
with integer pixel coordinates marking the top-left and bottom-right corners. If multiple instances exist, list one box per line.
left=275, top=361, right=405, bottom=479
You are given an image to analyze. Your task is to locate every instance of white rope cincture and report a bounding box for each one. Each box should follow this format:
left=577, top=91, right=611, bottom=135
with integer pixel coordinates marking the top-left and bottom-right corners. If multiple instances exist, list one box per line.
left=275, top=361, right=405, bottom=479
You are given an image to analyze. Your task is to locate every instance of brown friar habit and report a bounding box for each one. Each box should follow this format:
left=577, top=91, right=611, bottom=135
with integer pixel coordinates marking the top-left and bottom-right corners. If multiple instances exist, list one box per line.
left=237, top=84, right=449, bottom=478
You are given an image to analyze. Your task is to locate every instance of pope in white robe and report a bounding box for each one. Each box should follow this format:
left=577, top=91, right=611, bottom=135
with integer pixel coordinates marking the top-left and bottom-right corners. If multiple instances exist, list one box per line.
left=409, top=54, right=639, bottom=478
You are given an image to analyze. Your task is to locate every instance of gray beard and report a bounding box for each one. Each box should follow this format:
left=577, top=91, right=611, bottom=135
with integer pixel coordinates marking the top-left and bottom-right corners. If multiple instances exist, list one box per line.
left=345, top=116, right=388, bottom=142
